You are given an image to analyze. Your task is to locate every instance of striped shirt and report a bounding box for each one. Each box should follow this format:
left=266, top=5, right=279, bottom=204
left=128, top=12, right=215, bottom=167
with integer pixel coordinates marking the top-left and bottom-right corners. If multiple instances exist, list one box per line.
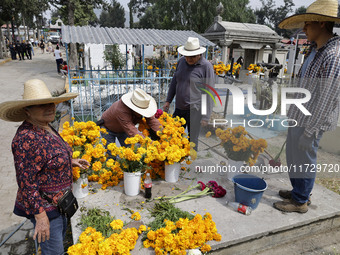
left=288, top=36, right=340, bottom=137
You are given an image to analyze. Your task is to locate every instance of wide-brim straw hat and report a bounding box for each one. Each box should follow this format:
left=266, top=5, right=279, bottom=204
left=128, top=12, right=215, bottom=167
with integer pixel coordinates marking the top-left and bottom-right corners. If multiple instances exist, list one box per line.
left=121, top=88, right=157, bottom=118
left=279, top=0, right=340, bottom=29
left=178, top=37, right=206, bottom=56
left=0, top=79, right=78, bottom=122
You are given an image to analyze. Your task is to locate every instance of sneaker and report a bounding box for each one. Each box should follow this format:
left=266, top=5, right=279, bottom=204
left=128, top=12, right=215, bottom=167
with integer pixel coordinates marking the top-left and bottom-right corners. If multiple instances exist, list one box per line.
left=61, top=76, right=65, bottom=78
left=273, top=197, right=308, bottom=213
left=279, top=190, right=311, bottom=206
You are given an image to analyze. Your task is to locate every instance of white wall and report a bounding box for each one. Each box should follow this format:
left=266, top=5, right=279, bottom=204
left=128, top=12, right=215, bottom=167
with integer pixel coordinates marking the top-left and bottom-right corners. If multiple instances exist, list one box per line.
left=84, top=44, right=134, bottom=70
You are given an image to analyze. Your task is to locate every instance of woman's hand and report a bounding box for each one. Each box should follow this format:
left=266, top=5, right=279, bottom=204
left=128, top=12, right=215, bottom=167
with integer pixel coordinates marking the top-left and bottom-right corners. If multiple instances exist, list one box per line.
left=34, top=211, right=50, bottom=243
left=72, top=158, right=90, bottom=170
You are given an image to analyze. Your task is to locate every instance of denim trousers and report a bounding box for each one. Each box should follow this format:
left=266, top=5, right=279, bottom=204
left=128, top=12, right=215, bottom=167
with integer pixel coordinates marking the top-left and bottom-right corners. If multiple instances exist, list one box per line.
left=173, top=108, right=202, bottom=151
left=286, top=126, right=323, bottom=204
left=31, top=214, right=67, bottom=255
left=101, top=127, right=129, bottom=158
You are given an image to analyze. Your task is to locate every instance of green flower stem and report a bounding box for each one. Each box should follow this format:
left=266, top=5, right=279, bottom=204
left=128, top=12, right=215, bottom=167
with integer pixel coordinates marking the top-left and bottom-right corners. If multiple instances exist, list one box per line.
left=274, top=139, right=287, bottom=161
left=169, top=187, right=213, bottom=203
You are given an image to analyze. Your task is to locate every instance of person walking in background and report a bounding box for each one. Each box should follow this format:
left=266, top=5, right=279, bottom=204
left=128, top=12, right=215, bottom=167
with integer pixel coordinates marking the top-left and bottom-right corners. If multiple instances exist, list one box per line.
left=273, top=0, right=340, bottom=213
left=9, top=42, right=17, bottom=60
left=21, top=41, right=27, bottom=60
left=16, top=41, right=24, bottom=60
left=39, top=39, right=45, bottom=54
left=53, top=45, right=63, bottom=75
left=25, top=41, right=32, bottom=60
left=30, top=40, right=35, bottom=56
left=163, top=37, right=215, bottom=151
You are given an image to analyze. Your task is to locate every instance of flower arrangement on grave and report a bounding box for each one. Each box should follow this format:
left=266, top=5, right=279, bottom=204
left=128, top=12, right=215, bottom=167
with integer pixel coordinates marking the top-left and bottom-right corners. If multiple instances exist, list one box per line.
left=215, top=126, right=267, bottom=166
left=247, top=63, right=262, bottom=74
left=213, top=61, right=241, bottom=75
left=60, top=120, right=123, bottom=189
left=67, top=208, right=146, bottom=255
left=107, top=134, right=158, bottom=173
left=144, top=206, right=222, bottom=254
left=138, top=112, right=192, bottom=175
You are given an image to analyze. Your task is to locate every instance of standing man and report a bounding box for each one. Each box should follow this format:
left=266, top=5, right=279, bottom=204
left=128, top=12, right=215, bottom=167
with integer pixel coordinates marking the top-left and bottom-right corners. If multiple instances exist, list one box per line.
left=273, top=0, right=340, bottom=213
left=16, top=41, right=24, bottom=60
left=163, top=37, right=215, bottom=151
left=25, top=41, right=32, bottom=60
left=9, top=42, right=17, bottom=60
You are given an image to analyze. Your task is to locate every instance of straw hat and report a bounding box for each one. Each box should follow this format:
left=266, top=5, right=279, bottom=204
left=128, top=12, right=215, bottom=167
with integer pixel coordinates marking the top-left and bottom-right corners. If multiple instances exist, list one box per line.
left=279, top=0, right=340, bottom=29
left=0, top=79, right=78, bottom=122
left=178, top=37, right=206, bottom=56
left=121, top=89, right=157, bottom=118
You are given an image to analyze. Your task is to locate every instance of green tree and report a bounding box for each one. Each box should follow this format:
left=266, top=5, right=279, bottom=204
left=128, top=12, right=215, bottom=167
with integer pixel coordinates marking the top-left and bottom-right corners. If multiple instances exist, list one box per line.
left=255, top=0, right=294, bottom=37
left=130, top=0, right=255, bottom=33
left=49, top=0, right=105, bottom=70
left=295, top=6, right=307, bottom=15
left=99, top=0, right=125, bottom=28
left=103, top=44, right=126, bottom=69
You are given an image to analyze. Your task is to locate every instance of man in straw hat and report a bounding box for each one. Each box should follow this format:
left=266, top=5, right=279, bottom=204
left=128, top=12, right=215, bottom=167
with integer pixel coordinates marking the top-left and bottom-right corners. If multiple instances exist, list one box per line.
left=0, top=79, right=90, bottom=254
left=100, top=88, right=161, bottom=148
left=273, top=0, right=340, bottom=213
left=163, top=37, right=215, bottom=151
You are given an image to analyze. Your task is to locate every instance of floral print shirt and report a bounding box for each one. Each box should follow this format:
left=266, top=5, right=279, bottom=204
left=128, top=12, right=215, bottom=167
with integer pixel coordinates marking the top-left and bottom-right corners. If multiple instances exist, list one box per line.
left=12, top=121, right=73, bottom=218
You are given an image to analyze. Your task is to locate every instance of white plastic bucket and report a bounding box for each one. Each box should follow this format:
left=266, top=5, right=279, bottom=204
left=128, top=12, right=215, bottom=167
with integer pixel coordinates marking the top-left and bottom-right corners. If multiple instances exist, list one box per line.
left=72, top=174, right=88, bottom=199
left=124, top=172, right=142, bottom=196
left=227, top=159, right=243, bottom=181
left=165, top=163, right=180, bottom=183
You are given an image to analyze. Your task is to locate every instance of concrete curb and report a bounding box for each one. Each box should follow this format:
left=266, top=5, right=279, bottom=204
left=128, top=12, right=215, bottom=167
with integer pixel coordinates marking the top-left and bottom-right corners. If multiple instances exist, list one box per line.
left=0, top=58, right=12, bottom=66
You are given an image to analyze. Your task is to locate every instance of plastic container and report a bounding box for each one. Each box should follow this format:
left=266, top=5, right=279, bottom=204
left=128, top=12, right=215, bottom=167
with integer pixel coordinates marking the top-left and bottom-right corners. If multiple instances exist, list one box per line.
left=232, top=174, right=267, bottom=209
left=124, top=172, right=142, bottom=196
left=165, top=163, right=180, bottom=183
left=226, top=201, right=252, bottom=215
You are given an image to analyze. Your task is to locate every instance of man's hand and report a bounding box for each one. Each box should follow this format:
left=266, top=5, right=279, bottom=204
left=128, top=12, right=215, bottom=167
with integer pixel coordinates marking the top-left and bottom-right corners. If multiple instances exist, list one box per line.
left=298, top=134, right=314, bottom=151
left=163, top=102, right=170, bottom=112
left=201, top=120, right=208, bottom=126
left=72, top=158, right=90, bottom=170
left=33, top=211, right=50, bottom=243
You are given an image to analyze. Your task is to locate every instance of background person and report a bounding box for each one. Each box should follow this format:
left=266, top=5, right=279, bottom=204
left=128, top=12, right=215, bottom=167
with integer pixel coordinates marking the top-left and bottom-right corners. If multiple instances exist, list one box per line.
left=273, top=0, right=340, bottom=213
left=163, top=37, right=215, bottom=151
left=0, top=79, right=89, bottom=255
left=39, top=39, right=45, bottom=54
left=60, top=61, right=68, bottom=78
left=101, top=88, right=161, bottom=148
left=53, top=45, right=63, bottom=74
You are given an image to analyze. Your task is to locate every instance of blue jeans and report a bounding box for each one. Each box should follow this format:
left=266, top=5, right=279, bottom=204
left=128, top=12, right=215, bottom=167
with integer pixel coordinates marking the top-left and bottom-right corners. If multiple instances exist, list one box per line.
left=102, top=127, right=129, bottom=158
left=286, top=126, right=323, bottom=204
left=31, top=215, right=67, bottom=255
left=173, top=108, right=202, bottom=151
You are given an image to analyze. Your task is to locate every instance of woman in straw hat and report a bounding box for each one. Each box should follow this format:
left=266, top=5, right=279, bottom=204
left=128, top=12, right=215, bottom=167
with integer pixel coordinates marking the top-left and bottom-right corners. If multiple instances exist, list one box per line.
left=0, top=79, right=90, bottom=254
left=100, top=88, right=161, bottom=151
left=273, top=0, right=340, bottom=213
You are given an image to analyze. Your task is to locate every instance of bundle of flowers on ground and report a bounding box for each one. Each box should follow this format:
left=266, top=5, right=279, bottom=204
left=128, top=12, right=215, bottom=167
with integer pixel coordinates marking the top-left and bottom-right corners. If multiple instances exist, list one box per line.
left=215, top=126, right=267, bottom=166
left=67, top=221, right=146, bottom=254
left=143, top=213, right=221, bottom=254
left=60, top=121, right=123, bottom=189
left=155, top=180, right=226, bottom=204
left=138, top=112, right=192, bottom=179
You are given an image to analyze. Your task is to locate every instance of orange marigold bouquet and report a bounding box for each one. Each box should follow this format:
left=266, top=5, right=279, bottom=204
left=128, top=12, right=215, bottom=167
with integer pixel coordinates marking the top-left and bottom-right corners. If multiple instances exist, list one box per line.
left=138, top=112, right=193, bottom=179
left=215, top=126, right=267, bottom=166
left=60, top=120, right=123, bottom=189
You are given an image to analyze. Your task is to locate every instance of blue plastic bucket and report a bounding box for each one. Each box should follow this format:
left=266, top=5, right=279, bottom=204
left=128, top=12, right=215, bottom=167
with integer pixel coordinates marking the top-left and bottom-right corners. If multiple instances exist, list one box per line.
left=232, top=174, right=268, bottom=209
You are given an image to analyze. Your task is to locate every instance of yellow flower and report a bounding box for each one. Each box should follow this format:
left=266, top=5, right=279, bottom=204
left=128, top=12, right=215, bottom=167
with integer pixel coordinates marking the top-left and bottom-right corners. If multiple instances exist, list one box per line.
left=205, top=131, right=211, bottom=138
left=110, top=219, right=124, bottom=230
left=131, top=212, right=141, bottom=221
